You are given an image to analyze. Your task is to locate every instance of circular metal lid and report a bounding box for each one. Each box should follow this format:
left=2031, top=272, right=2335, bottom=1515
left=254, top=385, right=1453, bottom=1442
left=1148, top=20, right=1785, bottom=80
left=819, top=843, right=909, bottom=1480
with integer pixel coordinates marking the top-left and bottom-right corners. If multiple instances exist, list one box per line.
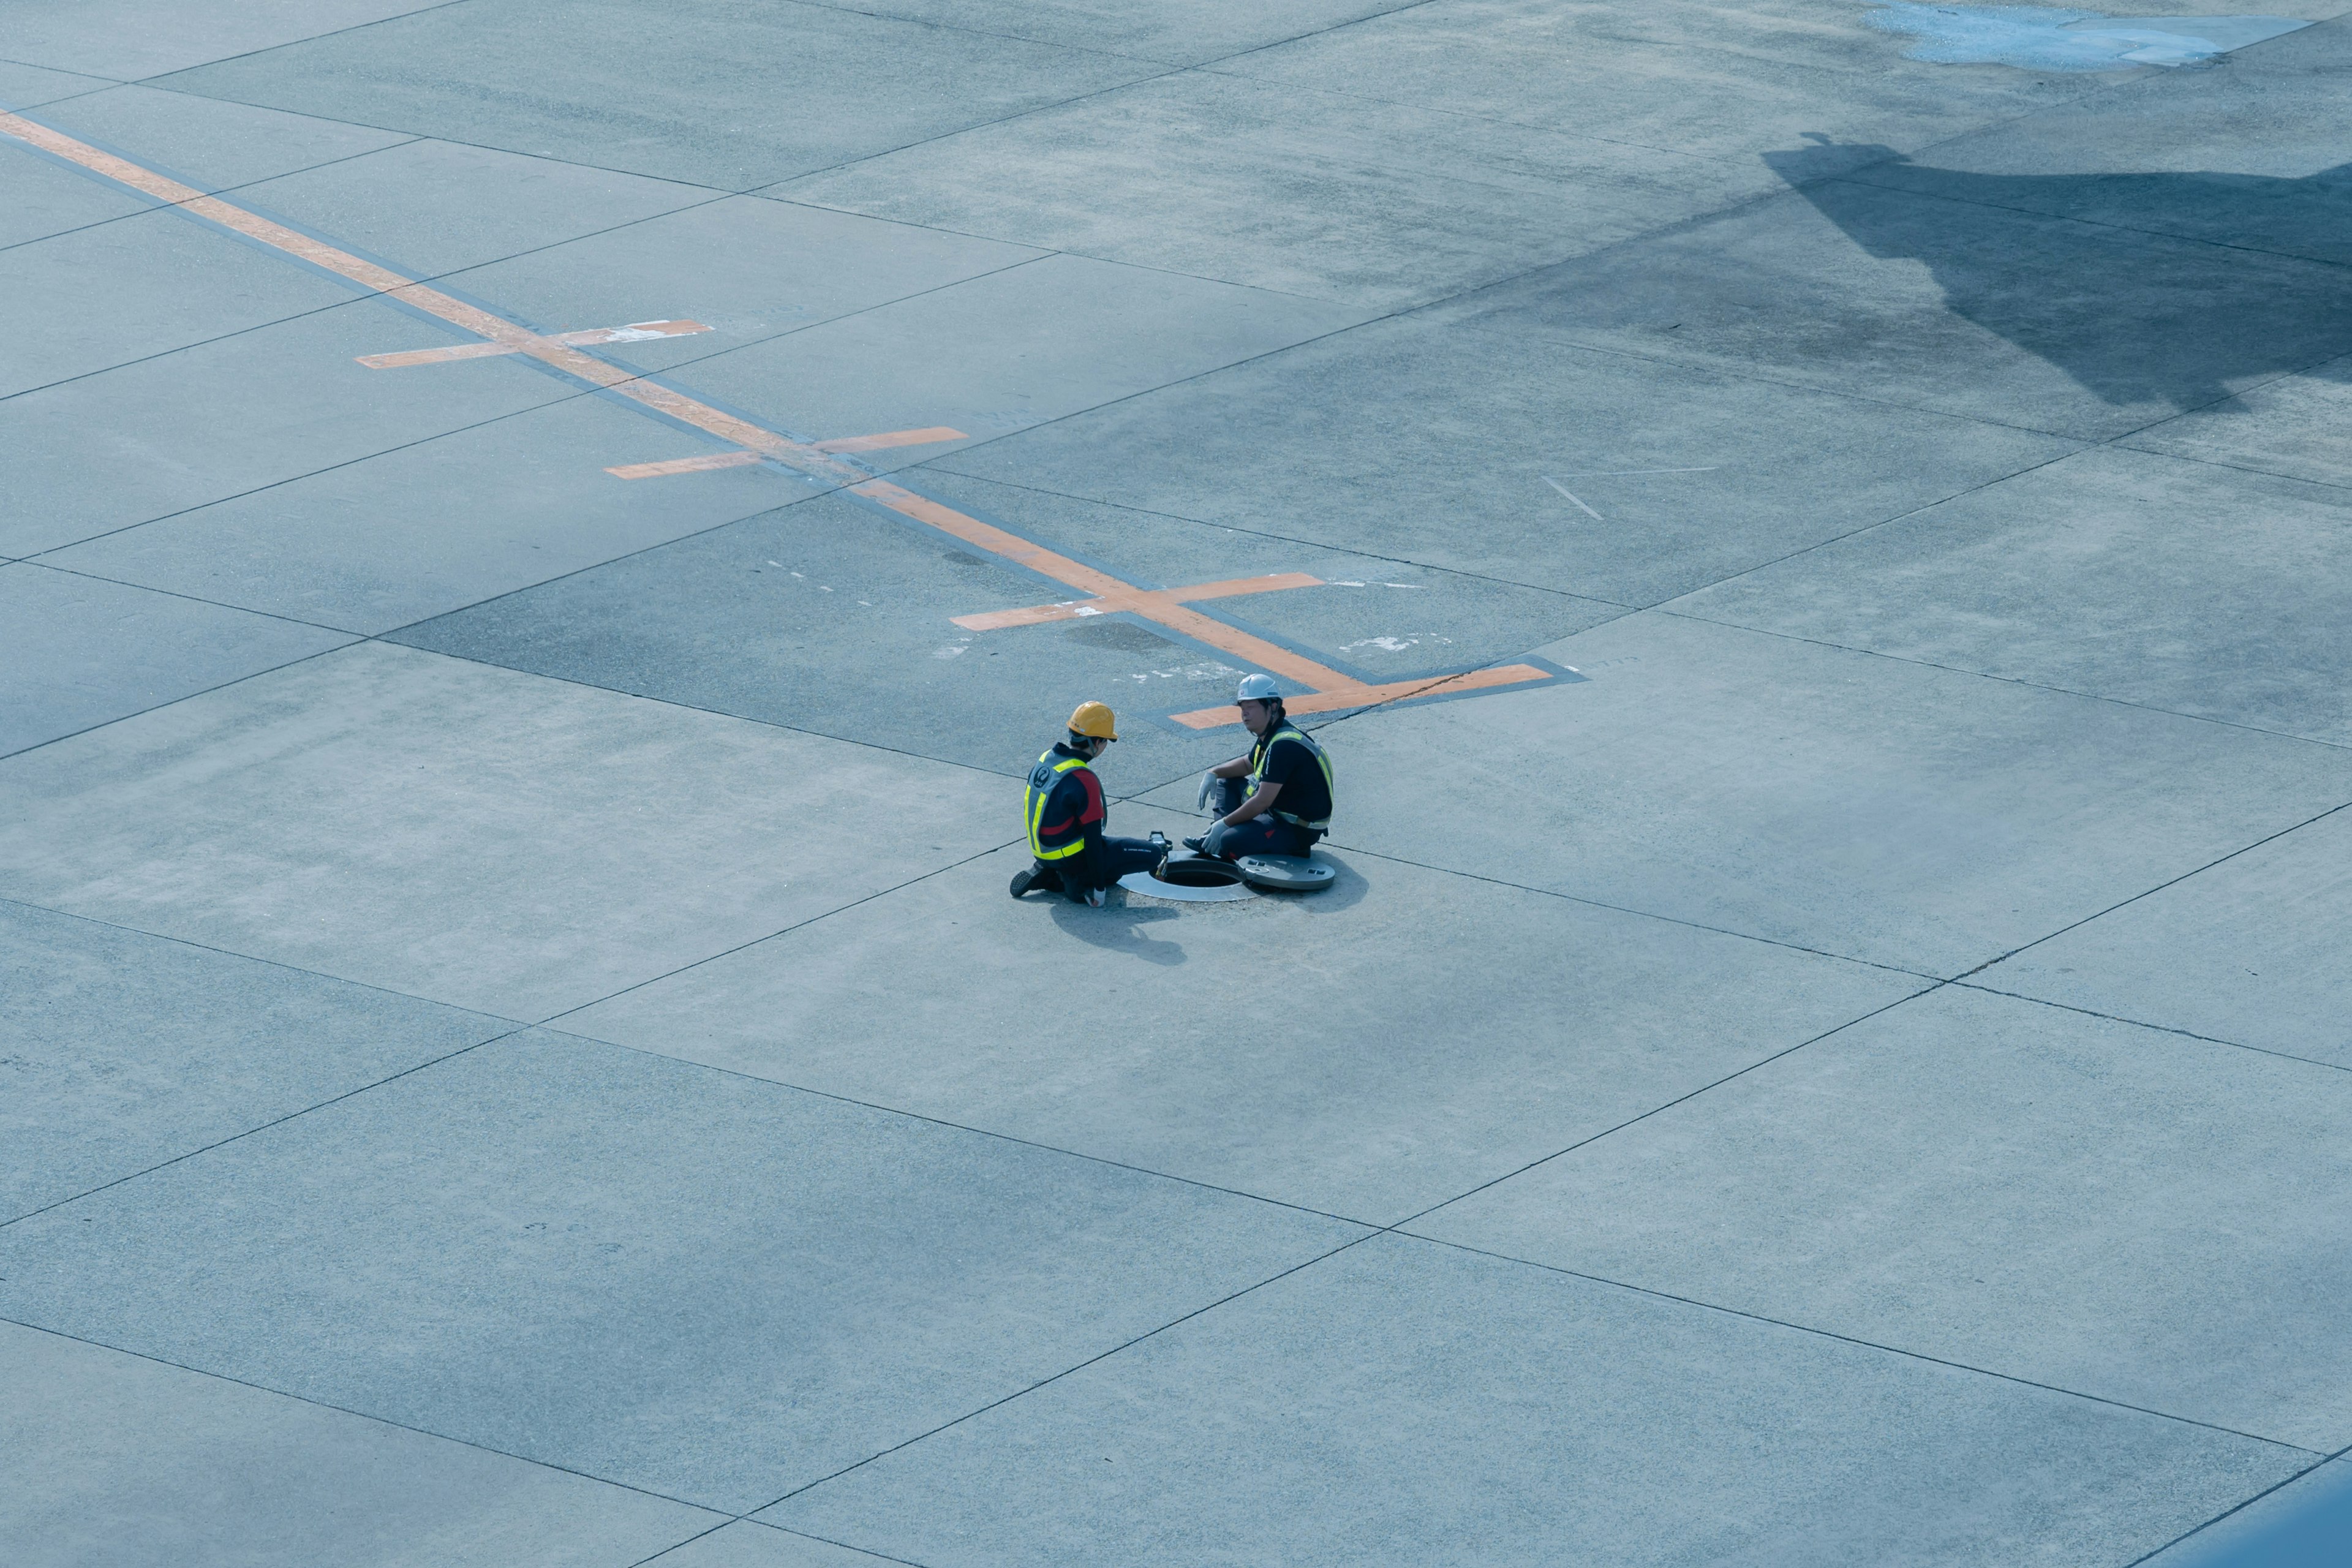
left=1234, top=853, right=1338, bottom=892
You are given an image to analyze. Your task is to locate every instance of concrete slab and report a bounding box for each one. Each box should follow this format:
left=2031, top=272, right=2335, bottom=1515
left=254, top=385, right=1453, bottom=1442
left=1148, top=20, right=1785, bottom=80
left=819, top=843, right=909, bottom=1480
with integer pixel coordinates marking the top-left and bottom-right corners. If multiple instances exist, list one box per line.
left=763, top=1232, right=2304, bottom=1566
left=0, top=298, right=574, bottom=559
left=565, top=829, right=1923, bottom=1221
left=0, top=1, right=452, bottom=80
left=932, top=312, right=2079, bottom=606
left=0, top=564, right=350, bottom=756
left=0, top=58, right=121, bottom=111
left=662, top=251, right=1373, bottom=467
left=232, top=137, right=716, bottom=278
left=771, top=69, right=1770, bottom=308
left=1973, top=802, right=2352, bottom=1067
left=647, top=1522, right=900, bottom=1568
left=24, top=84, right=416, bottom=194
left=2125, top=354, right=2352, bottom=488
left=45, top=392, right=806, bottom=633
left=0, top=202, right=356, bottom=398
left=0, top=1031, right=1364, bottom=1512
left=2146, top=1458, right=2352, bottom=1567
left=0, top=1322, right=724, bottom=1568
left=0, top=896, right=508, bottom=1219
left=0, top=130, right=153, bottom=249
left=1211, top=612, right=2352, bottom=974
left=443, top=195, right=1044, bottom=379
left=0, top=642, right=1010, bottom=1019
left=153, top=0, right=1162, bottom=190
left=388, top=477, right=1610, bottom=781
left=1673, top=445, right=2352, bottom=744
left=830, top=0, right=1423, bottom=67
left=1419, top=985, right=2352, bottom=1450
left=1439, top=161, right=2352, bottom=440
left=1209, top=0, right=2112, bottom=166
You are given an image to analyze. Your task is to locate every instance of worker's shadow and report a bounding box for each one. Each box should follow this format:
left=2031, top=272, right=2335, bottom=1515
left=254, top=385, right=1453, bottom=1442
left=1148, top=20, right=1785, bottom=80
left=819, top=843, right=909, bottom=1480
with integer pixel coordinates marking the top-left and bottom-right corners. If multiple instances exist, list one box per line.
left=1760, top=137, right=2352, bottom=410
left=1048, top=895, right=1187, bottom=966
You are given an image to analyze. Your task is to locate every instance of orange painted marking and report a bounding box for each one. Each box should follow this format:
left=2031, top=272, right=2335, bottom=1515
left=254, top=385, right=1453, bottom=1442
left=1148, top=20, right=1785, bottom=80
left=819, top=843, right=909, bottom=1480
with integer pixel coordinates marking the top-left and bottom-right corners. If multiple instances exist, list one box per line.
left=360, top=320, right=710, bottom=369
left=606, top=450, right=767, bottom=480
left=1168, top=665, right=1556, bottom=729
left=954, top=572, right=1325, bottom=630
left=811, top=426, right=968, bottom=454
left=0, top=110, right=1564, bottom=732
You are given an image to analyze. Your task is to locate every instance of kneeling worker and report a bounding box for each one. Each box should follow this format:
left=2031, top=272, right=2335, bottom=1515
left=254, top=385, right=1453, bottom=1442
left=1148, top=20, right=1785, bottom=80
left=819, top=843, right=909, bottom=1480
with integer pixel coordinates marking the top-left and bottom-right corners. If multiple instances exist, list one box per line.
left=1011, top=701, right=1167, bottom=907
left=1189, top=673, right=1333, bottom=860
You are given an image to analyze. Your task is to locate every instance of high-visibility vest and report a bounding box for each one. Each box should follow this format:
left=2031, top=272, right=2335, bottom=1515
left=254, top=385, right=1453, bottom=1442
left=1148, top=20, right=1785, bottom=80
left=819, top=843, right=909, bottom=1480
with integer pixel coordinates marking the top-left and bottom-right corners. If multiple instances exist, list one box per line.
left=1024, top=749, right=1091, bottom=861
left=1250, top=725, right=1333, bottom=831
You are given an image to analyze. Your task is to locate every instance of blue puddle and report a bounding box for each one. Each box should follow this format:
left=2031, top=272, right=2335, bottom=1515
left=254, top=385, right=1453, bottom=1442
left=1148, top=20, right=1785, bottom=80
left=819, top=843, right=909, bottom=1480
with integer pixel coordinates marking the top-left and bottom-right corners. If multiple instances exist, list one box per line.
left=1866, top=4, right=2310, bottom=68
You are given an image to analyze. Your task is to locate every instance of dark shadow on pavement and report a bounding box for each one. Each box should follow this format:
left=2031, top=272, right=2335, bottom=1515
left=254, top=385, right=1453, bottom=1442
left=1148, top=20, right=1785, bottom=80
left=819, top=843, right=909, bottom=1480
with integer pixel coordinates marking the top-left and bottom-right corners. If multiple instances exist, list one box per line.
left=1765, top=138, right=2352, bottom=410
left=1048, top=895, right=1188, bottom=965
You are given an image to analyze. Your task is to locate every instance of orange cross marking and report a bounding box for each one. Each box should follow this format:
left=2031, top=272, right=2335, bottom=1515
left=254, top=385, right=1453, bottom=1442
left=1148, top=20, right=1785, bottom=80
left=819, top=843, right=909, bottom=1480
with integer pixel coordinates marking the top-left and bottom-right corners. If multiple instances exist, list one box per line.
left=0, top=108, right=1563, bottom=732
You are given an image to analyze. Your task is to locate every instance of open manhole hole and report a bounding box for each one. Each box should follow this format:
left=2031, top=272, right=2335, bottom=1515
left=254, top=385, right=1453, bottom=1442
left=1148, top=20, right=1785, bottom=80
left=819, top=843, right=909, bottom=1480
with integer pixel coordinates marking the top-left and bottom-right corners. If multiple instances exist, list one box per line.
left=1120, top=854, right=1256, bottom=903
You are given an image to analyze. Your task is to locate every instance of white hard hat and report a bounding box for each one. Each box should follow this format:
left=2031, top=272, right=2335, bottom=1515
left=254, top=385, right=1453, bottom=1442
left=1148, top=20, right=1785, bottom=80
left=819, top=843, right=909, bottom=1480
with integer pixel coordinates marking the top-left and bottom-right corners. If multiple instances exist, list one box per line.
left=1235, top=673, right=1281, bottom=703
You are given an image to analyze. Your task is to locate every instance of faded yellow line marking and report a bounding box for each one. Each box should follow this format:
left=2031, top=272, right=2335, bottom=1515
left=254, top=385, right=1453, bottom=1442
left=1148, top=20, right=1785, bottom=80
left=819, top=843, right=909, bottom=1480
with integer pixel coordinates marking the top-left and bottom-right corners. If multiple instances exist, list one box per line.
left=0, top=110, right=1559, bottom=730
left=811, top=426, right=967, bottom=454
left=606, top=450, right=767, bottom=480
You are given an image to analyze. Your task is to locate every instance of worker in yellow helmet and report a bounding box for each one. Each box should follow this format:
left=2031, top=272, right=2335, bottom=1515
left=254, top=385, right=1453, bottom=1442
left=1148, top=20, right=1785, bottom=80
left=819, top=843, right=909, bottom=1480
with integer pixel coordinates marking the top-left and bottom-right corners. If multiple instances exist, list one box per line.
left=1012, top=701, right=1169, bottom=907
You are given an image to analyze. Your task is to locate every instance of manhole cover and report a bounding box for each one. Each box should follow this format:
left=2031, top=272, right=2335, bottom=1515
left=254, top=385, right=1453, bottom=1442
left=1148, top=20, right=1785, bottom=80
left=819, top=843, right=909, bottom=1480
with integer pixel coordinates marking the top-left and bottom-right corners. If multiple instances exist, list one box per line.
left=1235, top=854, right=1338, bottom=892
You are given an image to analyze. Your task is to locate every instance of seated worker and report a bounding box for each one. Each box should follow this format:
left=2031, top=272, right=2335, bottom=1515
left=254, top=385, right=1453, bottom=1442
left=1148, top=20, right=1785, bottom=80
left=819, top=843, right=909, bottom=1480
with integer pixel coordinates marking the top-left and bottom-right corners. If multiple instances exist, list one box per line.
left=1188, top=673, right=1333, bottom=861
left=1011, top=701, right=1168, bottom=907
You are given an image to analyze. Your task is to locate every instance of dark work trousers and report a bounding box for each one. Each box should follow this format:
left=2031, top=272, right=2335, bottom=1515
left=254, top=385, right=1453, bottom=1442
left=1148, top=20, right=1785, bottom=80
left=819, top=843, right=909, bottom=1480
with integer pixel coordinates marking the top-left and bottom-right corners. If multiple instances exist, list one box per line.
left=1036, top=834, right=1164, bottom=899
left=1204, top=777, right=1321, bottom=859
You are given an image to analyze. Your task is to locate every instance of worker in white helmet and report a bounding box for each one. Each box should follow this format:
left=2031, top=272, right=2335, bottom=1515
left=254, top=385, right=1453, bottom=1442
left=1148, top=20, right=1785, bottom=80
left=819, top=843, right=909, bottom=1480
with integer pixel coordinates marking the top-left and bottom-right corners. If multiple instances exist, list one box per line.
left=1186, top=673, right=1334, bottom=861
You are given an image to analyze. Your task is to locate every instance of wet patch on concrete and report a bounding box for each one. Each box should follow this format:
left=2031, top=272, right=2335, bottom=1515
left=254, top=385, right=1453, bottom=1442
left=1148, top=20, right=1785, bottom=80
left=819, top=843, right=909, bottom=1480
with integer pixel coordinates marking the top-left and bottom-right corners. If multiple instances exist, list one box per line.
left=1866, top=5, right=2310, bottom=70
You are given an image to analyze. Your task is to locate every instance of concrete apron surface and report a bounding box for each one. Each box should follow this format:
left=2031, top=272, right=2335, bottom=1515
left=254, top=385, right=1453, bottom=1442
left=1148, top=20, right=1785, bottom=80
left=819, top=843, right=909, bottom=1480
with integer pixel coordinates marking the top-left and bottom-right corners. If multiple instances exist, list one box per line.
left=6, top=1, right=2352, bottom=1564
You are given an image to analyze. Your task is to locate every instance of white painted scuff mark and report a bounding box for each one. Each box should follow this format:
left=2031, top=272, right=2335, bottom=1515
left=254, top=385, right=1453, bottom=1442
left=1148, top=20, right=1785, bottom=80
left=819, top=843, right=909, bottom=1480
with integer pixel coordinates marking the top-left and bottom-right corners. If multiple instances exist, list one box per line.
left=1866, top=5, right=2310, bottom=69
left=933, top=646, right=967, bottom=658
left=1129, top=660, right=1247, bottom=684
left=1542, top=476, right=1605, bottom=521
left=1340, top=634, right=1457, bottom=653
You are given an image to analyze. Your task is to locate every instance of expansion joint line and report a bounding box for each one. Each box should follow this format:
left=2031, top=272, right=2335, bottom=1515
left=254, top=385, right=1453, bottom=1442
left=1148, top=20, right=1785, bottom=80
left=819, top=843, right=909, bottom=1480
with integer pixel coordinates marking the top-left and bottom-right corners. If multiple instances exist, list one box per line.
left=0, top=106, right=1562, bottom=734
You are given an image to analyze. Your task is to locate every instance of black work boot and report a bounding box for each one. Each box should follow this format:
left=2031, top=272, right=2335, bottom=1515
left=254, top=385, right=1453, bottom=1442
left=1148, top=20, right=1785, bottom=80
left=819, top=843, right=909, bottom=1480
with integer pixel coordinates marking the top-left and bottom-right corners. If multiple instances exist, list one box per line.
left=1010, top=863, right=1060, bottom=899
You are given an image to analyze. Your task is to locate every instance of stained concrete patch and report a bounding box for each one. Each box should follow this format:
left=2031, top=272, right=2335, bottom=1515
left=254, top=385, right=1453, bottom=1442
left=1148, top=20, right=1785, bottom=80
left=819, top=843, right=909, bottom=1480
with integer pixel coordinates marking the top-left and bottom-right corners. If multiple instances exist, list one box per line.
left=0, top=298, right=575, bottom=558
left=389, top=477, right=1609, bottom=781
left=931, top=312, right=2078, bottom=606
left=1234, top=612, right=2352, bottom=974
left=0, top=202, right=357, bottom=398
left=763, top=1232, right=2302, bottom=1566
left=0, top=1322, right=725, bottom=1568
left=0, top=899, right=510, bottom=1219
left=1975, top=802, right=2352, bottom=1065
left=772, top=69, right=1771, bottom=308
left=0, top=642, right=1011, bottom=1020
left=565, top=829, right=1922, bottom=1220
left=0, top=564, right=350, bottom=756
left=1419, top=985, right=2352, bottom=1450
left=44, top=393, right=805, bottom=634
left=151, top=0, right=1162, bottom=190
left=2126, top=359, right=2352, bottom=488
left=1673, top=445, right=2352, bottom=744
left=0, top=1031, right=1364, bottom=1512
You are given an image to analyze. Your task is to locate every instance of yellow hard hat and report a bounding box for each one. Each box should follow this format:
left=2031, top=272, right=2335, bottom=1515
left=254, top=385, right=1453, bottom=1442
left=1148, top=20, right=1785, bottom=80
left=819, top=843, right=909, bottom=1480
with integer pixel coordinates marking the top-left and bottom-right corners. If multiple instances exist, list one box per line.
left=1068, top=700, right=1118, bottom=741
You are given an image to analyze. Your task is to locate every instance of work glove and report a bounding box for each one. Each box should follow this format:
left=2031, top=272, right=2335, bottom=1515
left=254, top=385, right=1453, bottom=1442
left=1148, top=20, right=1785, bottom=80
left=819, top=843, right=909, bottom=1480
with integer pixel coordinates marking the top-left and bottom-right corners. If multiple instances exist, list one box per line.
left=1195, top=771, right=1218, bottom=813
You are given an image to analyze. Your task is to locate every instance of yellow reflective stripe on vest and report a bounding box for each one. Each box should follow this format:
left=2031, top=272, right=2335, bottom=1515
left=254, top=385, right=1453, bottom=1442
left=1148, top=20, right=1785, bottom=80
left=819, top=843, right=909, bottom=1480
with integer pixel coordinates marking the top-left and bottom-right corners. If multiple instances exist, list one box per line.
left=1251, top=726, right=1333, bottom=831
left=1025, top=750, right=1090, bottom=860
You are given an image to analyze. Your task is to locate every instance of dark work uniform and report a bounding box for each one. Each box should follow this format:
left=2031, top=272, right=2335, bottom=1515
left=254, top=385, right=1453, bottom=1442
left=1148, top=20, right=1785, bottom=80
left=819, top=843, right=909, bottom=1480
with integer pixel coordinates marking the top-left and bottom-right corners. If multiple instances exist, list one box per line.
left=1205, top=720, right=1333, bottom=859
left=1023, top=742, right=1163, bottom=899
